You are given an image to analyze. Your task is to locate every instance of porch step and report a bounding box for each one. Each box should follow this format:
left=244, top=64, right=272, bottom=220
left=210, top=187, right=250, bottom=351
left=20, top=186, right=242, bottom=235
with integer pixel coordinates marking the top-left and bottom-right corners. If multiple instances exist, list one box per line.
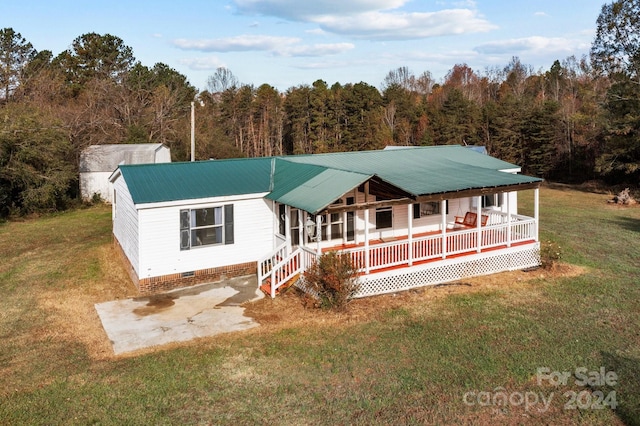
left=260, top=273, right=301, bottom=297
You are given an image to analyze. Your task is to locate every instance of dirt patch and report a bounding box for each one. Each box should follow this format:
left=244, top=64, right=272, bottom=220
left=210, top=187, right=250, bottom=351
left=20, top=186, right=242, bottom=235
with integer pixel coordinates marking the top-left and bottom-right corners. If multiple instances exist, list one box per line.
left=133, top=294, right=177, bottom=316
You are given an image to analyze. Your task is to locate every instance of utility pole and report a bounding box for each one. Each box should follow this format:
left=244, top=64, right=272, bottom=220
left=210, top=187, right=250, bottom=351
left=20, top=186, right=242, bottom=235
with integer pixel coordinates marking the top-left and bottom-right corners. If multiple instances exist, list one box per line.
left=190, top=101, right=195, bottom=162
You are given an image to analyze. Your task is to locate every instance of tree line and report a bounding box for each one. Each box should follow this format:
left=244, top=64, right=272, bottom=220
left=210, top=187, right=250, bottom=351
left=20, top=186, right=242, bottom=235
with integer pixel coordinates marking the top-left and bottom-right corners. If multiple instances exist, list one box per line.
left=1, top=0, right=639, bottom=217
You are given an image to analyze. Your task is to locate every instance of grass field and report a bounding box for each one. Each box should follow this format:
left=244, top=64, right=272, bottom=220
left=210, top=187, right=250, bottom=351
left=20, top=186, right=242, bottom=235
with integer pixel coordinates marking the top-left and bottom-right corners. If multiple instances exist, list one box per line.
left=1, top=185, right=639, bottom=425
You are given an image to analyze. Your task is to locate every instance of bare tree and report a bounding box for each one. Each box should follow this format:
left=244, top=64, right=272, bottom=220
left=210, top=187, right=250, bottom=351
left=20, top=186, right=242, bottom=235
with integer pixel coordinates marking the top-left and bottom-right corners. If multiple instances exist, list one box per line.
left=207, top=67, right=239, bottom=95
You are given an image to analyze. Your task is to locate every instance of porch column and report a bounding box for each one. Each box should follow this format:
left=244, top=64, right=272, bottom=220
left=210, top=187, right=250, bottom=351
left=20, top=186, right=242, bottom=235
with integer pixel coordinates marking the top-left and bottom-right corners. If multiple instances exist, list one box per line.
left=364, top=209, right=370, bottom=273
left=476, top=195, right=482, bottom=253
left=441, top=200, right=447, bottom=259
left=407, top=204, right=413, bottom=266
left=285, top=205, right=291, bottom=254
left=506, top=192, right=512, bottom=247
left=534, top=188, right=540, bottom=242
left=316, top=215, right=322, bottom=256
left=298, top=209, right=303, bottom=249
left=364, top=182, right=370, bottom=273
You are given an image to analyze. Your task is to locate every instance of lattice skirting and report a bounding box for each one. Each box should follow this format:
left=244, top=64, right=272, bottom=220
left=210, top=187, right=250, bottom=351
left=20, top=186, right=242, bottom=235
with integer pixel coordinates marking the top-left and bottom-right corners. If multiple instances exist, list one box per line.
left=353, top=243, right=540, bottom=298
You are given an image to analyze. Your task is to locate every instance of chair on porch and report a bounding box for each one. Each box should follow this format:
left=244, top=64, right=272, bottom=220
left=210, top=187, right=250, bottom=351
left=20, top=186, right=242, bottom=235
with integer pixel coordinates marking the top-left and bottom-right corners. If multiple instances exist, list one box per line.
left=453, top=212, right=489, bottom=229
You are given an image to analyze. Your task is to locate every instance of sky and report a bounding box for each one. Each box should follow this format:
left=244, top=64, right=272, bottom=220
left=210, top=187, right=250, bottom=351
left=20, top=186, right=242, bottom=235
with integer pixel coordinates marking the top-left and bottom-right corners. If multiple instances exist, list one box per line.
left=2, top=0, right=606, bottom=92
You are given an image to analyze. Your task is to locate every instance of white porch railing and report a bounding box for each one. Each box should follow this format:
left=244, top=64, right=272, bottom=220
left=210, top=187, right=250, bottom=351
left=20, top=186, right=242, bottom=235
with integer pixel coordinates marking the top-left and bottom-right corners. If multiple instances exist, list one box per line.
left=342, top=217, right=536, bottom=274
left=257, top=242, right=288, bottom=287
left=259, top=215, right=536, bottom=296
left=258, top=244, right=318, bottom=298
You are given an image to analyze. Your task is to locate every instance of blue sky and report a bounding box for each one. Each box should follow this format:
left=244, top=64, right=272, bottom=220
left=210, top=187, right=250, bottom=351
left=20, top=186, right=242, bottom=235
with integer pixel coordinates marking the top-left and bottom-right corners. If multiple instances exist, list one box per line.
left=2, top=0, right=605, bottom=92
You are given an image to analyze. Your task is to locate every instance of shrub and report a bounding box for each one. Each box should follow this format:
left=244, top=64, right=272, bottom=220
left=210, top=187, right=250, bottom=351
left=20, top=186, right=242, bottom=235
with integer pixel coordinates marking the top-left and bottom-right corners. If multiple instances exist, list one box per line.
left=540, top=240, right=562, bottom=269
left=302, top=251, right=360, bottom=311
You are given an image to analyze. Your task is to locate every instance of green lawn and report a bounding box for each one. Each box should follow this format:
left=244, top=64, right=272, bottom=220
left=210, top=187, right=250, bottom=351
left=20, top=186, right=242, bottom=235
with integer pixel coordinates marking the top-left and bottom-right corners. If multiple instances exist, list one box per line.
left=1, top=186, right=639, bottom=425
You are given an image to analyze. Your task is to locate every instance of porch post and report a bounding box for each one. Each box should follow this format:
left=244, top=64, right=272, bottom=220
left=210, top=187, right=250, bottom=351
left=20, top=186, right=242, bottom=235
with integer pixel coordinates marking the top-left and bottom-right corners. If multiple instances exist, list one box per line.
left=506, top=192, right=512, bottom=247
left=298, top=209, right=303, bottom=249
left=316, top=215, right=322, bottom=256
left=364, top=208, right=370, bottom=273
left=534, top=188, right=540, bottom=242
left=476, top=195, right=482, bottom=253
left=441, top=200, right=447, bottom=259
left=285, top=205, right=291, bottom=254
left=364, top=181, right=370, bottom=273
left=407, top=203, right=413, bottom=266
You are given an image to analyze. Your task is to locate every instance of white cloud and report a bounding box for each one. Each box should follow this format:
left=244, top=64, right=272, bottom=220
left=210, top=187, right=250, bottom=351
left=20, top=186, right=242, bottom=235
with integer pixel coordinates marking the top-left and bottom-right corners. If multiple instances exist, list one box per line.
left=172, top=35, right=300, bottom=52
left=275, top=43, right=355, bottom=57
left=474, top=36, right=582, bottom=55
left=172, top=35, right=353, bottom=58
left=234, top=0, right=407, bottom=20
left=305, top=28, right=327, bottom=36
left=534, top=11, right=548, bottom=17
left=317, top=9, right=496, bottom=40
left=233, top=0, right=497, bottom=40
left=178, top=56, right=226, bottom=71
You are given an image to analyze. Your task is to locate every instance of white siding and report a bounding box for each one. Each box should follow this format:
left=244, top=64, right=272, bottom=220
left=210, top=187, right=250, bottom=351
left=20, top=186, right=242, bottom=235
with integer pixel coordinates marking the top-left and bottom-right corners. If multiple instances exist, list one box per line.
left=80, top=171, right=113, bottom=202
left=154, top=146, right=171, bottom=163
left=137, top=197, right=274, bottom=279
left=112, top=175, right=139, bottom=274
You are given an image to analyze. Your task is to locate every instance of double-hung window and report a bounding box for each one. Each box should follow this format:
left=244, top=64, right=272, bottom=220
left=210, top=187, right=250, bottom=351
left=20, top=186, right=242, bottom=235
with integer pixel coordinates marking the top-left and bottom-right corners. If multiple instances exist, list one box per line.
left=375, top=206, right=392, bottom=229
left=413, top=201, right=448, bottom=218
left=180, top=205, right=234, bottom=250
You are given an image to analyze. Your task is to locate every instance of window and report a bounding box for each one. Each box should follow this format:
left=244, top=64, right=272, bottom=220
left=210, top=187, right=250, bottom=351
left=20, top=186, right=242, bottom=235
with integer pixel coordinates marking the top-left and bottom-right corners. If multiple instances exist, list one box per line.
left=471, top=194, right=503, bottom=209
left=291, top=208, right=300, bottom=246
left=376, top=206, right=392, bottom=229
left=346, top=197, right=355, bottom=241
left=413, top=201, right=448, bottom=219
left=330, top=213, right=343, bottom=240
left=180, top=205, right=234, bottom=250
left=278, top=204, right=286, bottom=236
left=306, top=198, right=347, bottom=243
left=482, top=194, right=502, bottom=208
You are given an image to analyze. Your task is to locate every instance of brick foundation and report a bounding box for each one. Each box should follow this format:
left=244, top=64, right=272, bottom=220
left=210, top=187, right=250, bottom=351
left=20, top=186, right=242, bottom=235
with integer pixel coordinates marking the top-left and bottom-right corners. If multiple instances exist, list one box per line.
left=113, top=237, right=257, bottom=295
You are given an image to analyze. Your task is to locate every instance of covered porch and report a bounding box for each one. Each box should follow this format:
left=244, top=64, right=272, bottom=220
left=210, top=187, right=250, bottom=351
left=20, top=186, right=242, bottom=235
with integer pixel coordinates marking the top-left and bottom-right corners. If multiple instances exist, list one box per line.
left=258, top=185, right=541, bottom=298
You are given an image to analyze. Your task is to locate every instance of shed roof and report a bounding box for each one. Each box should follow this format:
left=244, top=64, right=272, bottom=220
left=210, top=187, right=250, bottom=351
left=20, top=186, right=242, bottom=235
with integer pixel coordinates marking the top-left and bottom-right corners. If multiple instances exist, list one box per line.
left=80, top=143, right=169, bottom=173
left=115, top=146, right=542, bottom=211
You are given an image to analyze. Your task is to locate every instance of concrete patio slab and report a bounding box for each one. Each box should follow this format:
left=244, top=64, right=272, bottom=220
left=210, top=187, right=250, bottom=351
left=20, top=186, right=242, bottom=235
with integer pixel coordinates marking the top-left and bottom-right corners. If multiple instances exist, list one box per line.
left=95, top=275, right=263, bottom=355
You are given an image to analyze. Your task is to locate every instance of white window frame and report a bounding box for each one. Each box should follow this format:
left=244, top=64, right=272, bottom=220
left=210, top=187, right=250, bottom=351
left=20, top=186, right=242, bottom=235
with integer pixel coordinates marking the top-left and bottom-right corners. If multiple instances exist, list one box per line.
left=180, top=204, right=233, bottom=250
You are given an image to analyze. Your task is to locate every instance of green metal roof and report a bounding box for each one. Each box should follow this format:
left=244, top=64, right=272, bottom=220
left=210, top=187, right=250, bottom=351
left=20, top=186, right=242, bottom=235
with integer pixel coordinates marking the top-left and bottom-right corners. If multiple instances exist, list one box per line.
left=116, top=146, right=542, bottom=211
left=266, top=160, right=372, bottom=212
left=117, top=157, right=272, bottom=204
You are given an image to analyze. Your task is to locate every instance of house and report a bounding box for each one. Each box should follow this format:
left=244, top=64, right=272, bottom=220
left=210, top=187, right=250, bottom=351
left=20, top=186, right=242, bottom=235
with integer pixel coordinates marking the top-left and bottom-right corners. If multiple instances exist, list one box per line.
left=80, top=143, right=171, bottom=203
left=109, top=146, right=542, bottom=297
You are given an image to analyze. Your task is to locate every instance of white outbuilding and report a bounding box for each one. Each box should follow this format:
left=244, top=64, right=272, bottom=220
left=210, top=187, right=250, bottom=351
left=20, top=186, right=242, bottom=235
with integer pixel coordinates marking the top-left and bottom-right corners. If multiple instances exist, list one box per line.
left=80, top=144, right=170, bottom=203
